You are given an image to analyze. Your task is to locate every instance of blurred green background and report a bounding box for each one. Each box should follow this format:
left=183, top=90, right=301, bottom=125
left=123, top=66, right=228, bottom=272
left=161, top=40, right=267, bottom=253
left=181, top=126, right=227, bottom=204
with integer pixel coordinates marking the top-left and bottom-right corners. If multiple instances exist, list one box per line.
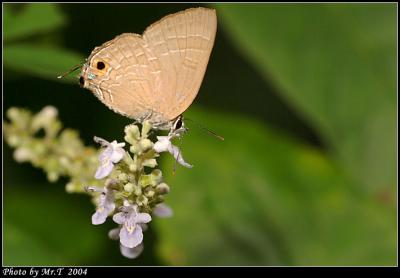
left=3, top=3, right=397, bottom=266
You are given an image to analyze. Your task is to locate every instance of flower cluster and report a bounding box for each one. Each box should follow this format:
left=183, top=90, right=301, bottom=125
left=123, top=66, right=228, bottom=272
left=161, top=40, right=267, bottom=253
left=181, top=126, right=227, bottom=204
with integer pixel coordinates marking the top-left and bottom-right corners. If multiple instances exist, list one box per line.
left=85, top=121, right=187, bottom=258
left=4, top=106, right=190, bottom=259
left=3, top=106, right=102, bottom=192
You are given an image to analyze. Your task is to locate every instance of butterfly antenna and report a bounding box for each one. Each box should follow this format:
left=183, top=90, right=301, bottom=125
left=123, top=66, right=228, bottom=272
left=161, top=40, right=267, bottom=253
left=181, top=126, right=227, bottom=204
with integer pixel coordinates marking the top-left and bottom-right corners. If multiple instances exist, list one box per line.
left=57, top=62, right=85, bottom=79
left=185, top=117, right=224, bottom=141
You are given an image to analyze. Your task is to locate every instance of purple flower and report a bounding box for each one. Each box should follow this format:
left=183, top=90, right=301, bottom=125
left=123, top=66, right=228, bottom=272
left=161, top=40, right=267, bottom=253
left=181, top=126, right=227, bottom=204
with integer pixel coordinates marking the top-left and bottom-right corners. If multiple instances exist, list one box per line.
left=120, top=244, right=144, bottom=259
left=112, top=201, right=152, bottom=248
left=94, top=136, right=125, bottom=179
left=154, top=136, right=192, bottom=168
left=153, top=203, right=173, bottom=218
left=88, top=186, right=116, bottom=225
left=108, top=227, right=144, bottom=259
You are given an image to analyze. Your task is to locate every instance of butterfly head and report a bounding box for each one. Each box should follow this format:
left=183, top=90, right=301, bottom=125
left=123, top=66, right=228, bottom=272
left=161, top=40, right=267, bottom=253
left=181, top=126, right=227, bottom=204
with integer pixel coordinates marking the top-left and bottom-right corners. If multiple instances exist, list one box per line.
left=79, top=57, right=110, bottom=87
left=169, top=115, right=188, bottom=138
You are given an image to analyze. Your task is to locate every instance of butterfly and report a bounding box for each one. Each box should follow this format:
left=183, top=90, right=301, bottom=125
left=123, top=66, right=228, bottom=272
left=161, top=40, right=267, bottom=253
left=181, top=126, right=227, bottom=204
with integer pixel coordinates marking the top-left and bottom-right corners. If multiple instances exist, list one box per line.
left=77, top=7, right=217, bottom=134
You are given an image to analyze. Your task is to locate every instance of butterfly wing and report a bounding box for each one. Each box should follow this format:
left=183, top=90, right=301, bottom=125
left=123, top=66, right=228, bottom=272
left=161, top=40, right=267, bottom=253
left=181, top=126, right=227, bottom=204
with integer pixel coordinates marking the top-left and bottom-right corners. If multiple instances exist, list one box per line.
left=142, top=7, right=217, bottom=121
left=84, top=33, right=163, bottom=120
left=82, top=8, right=217, bottom=125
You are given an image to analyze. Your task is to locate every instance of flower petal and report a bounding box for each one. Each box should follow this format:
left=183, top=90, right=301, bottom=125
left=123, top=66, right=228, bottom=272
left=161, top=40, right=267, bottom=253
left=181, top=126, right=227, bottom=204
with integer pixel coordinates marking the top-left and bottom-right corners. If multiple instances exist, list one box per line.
left=104, top=202, right=116, bottom=215
left=153, top=136, right=170, bottom=153
left=112, top=212, right=126, bottom=225
left=119, top=225, right=143, bottom=248
left=99, top=147, right=113, bottom=162
left=153, top=203, right=173, bottom=218
left=103, top=190, right=116, bottom=212
left=120, top=244, right=144, bottom=259
left=168, top=144, right=193, bottom=168
left=154, top=136, right=193, bottom=168
left=91, top=209, right=108, bottom=225
left=95, top=160, right=114, bottom=179
left=136, top=213, right=152, bottom=224
left=96, top=138, right=125, bottom=163
left=93, top=136, right=110, bottom=146
left=109, top=147, right=125, bottom=163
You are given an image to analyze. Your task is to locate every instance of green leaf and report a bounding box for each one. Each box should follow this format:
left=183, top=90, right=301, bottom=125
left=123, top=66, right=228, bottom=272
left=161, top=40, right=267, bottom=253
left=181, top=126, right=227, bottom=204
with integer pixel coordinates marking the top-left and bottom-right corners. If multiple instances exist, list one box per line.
left=154, top=107, right=396, bottom=265
left=4, top=44, right=85, bottom=84
left=3, top=185, right=105, bottom=265
left=4, top=220, right=66, bottom=265
left=4, top=3, right=66, bottom=42
left=215, top=4, right=397, bottom=193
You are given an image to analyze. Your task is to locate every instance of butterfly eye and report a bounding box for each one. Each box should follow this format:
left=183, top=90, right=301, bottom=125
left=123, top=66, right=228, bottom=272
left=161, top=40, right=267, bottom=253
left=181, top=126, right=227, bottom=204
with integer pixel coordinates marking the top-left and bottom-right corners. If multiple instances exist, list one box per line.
left=96, top=61, right=106, bottom=70
left=79, top=76, right=85, bottom=87
left=175, top=118, right=183, bottom=130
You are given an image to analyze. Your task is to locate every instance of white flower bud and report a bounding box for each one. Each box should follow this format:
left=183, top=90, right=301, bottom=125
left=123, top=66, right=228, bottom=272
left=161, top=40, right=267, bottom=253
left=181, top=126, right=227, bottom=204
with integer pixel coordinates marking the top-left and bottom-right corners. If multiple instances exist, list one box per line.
left=139, top=139, right=153, bottom=151
left=124, top=182, right=134, bottom=193
left=141, top=121, right=152, bottom=138
left=14, top=147, right=33, bottom=162
left=143, top=159, right=157, bottom=168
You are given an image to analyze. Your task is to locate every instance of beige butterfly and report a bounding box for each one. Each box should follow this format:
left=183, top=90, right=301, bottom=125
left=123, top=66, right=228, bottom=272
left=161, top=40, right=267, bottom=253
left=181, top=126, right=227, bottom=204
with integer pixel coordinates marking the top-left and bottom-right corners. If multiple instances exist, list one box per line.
left=78, top=7, right=217, bottom=133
